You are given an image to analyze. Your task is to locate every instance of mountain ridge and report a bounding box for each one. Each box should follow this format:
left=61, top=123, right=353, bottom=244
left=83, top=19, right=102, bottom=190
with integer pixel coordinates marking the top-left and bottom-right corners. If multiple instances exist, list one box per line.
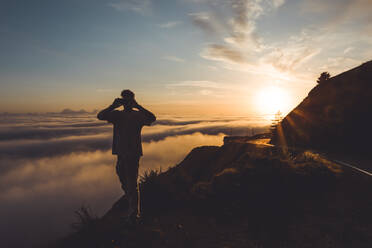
left=271, top=60, right=372, bottom=154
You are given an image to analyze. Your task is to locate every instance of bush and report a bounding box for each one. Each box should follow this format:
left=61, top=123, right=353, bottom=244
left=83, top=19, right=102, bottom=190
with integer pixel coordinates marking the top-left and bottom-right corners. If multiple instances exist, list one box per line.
left=317, top=72, right=331, bottom=84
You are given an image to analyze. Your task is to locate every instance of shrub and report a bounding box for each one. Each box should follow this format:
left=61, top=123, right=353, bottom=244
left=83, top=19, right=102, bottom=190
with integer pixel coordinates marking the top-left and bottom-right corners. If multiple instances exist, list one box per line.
left=317, top=72, right=331, bottom=84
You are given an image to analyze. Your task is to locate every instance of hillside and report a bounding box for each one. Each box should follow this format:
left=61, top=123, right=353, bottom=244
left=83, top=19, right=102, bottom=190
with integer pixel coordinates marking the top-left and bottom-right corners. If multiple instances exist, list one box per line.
left=53, top=140, right=372, bottom=248
left=271, top=60, right=372, bottom=154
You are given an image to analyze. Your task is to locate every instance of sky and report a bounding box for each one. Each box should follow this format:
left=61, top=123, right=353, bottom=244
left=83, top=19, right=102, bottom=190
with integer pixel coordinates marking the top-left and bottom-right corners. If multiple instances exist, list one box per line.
left=1, top=0, right=371, bottom=115
left=0, top=1, right=371, bottom=246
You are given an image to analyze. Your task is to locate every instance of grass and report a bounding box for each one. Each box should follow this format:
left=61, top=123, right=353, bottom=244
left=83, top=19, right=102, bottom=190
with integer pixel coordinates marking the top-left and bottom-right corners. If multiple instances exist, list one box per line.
left=139, top=167, right=162, bottom=185
left=70, top=205, right=98, bottom=232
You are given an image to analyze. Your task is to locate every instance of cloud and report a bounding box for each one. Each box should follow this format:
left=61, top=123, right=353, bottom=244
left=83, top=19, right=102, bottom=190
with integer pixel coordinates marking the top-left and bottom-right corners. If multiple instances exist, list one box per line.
left=0, top=109, right=98, bottom=116
left=96, top=88, right=116, bottom=92
left=190, top=0, right=285, bottom=47
left=165, top=80, right=231, bottom=100
left=154, top=119, right=204, bottom=125
left=0, top=114, right=243, bottom=142
left=166, top=80, right=224, bottom=88
left=226, top=0, right=263, bottom=45
left=187, top=0, right=287, bottom=74
left=0, top=134, right=225, bottom=196
left=59, top=108, right=98, bottom=115
left=264, top=46, right=321, bottom=72
left=302, top=0, right=372, bottom=30
left=141, top=132, right=224, bottom=171
left=143, top=119, right=269, bottom=144
left=320, top=56, right=362, bottom=74
left=158, top=21, right=182, bottom=28
left=257, top=26, right=370, bottom=77
left=0, top=133, right=223, bottom=247
left=108, top=0, right=150, bottom=14
left=189, top=12, right=218, bottom=35
left=188, top=0, right=370, bottom=83
left=0, top=114, right=235, bottom=142
left=201, top=44, right=245, bottom=63
left=163, top=56, right=185, bottom=62
left=343, top=47, right=354, bottom=55
left=0, top=114, right=269, bottom=161
left=0, top=149, right=120, bottom=247
left=272, top=0, right=285, bottom=8
left=0, top=124, right=110, bottom=141
left=0, top=134, right=112, bottom=160
left=0, top=112, right=271, bottom=247
left=0, top=121, right=268, bottom=161
left=200, top=89, right=213, bottom=95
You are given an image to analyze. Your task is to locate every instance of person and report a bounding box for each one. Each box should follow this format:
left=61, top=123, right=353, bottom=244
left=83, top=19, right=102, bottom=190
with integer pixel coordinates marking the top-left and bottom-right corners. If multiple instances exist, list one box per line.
left=97, top=90, right=156, bottom=222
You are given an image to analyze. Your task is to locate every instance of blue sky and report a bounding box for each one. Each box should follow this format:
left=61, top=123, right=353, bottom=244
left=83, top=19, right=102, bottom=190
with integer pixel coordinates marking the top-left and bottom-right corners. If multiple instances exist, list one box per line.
left=0, top=0, right=371, bottom=114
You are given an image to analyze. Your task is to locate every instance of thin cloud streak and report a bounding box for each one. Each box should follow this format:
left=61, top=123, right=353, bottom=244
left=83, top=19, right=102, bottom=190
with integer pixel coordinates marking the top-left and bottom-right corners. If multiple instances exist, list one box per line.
left=163, top=56, right=185, bottom=62
left=158, top=21, right=182, bottom=28
left=108, top=0, right=151, bottom=14
left=201, top=44, right=246, bottom=63
left=189, top=12, right=219, bottom=35
left=166, top=80, right=225, bottom=89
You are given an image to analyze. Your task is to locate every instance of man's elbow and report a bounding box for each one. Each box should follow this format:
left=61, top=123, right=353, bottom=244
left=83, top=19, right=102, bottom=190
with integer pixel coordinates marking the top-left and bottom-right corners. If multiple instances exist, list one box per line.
left=97, top=112, right=105, bottom=121
left=145, top=114, right=156, bottom=126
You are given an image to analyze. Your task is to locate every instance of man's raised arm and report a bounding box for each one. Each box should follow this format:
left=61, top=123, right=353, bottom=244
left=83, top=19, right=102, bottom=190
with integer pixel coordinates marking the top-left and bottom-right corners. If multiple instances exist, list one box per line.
left=97, top=99, right=121, bottom=121
left=134, top=101, right=156, bottom=125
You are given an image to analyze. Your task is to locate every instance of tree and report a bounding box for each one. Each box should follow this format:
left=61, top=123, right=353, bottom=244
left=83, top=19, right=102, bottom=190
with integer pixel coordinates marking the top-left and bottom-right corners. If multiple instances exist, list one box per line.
left=317, top=72, right=331, bottom=84
left=270, top=110, right=283, bottom=137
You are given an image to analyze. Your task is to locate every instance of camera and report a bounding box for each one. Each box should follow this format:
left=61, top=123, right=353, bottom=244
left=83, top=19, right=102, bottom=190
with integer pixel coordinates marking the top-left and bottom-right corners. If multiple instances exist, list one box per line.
left=119, top=98, right=131, bottom=105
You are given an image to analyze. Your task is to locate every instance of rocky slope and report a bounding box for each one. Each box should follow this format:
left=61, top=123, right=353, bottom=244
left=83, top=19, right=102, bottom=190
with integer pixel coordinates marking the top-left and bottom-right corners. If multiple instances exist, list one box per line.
left=53, top=139, right=372, bottom=248
left=271, top=60, right=372, bottom=154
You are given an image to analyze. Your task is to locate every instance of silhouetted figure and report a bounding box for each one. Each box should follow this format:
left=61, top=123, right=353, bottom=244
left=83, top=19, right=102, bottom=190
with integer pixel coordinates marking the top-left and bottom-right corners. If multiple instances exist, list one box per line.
left=97, top=90, right=156, bottom=222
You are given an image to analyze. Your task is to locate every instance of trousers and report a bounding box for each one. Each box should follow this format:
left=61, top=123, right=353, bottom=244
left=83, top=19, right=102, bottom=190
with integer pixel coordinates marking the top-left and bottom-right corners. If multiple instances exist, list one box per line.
left=116, top=154, right=140, bottom=217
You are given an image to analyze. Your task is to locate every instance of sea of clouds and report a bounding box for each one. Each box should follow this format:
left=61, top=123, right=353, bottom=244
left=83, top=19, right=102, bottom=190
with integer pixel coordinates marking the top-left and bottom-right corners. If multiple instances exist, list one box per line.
left=0, top=112, right=269, bottom=247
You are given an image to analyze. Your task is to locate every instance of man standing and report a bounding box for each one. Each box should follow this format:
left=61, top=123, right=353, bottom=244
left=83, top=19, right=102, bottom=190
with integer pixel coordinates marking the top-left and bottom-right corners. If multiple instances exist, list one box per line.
left=97, top=90, right=156, bottom=222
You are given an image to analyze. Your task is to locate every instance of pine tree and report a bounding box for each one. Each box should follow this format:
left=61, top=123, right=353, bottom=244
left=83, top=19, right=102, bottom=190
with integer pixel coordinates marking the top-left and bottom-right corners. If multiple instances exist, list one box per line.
left=317, top=72, right=331, bottom=84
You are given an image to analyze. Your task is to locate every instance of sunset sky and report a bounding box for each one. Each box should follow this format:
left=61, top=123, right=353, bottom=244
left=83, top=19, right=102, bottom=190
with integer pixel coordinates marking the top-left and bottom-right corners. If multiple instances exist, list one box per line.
left=1, top=1, right=372, bottom=247
left=1, top=0, right=371, bottom=115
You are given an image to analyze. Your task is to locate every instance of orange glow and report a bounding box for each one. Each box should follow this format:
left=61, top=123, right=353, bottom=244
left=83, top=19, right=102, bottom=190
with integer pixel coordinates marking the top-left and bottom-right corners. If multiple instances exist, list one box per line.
left=255, top=86, right=292, bottom=117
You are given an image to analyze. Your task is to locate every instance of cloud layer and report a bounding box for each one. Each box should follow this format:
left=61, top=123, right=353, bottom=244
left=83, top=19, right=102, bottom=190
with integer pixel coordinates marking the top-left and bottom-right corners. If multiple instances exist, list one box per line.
left=0, top=112, right=269, bottom=247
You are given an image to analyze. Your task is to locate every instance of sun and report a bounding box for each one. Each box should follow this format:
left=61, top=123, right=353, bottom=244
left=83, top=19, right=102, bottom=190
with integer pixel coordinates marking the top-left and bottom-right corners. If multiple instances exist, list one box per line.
left=255, top=86, right=291, bottom=117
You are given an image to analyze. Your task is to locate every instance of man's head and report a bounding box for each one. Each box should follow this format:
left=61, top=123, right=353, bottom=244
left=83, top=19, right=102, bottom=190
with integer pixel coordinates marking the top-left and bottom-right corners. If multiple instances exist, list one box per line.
left=120, top=89, right=135, bottom=109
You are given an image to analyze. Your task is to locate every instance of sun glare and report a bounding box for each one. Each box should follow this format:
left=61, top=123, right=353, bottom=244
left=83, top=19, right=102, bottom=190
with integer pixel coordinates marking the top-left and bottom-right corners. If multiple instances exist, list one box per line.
left=255, top=86, right=291, bottom=118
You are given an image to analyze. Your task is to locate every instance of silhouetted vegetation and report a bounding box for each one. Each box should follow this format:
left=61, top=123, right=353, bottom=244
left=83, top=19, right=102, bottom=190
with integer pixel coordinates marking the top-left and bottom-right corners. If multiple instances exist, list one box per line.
left=316, top=71, right=331, bottom=84
left=139, top=168, right=162, bottom=185
left=70, top=206, right=98, bottom=232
